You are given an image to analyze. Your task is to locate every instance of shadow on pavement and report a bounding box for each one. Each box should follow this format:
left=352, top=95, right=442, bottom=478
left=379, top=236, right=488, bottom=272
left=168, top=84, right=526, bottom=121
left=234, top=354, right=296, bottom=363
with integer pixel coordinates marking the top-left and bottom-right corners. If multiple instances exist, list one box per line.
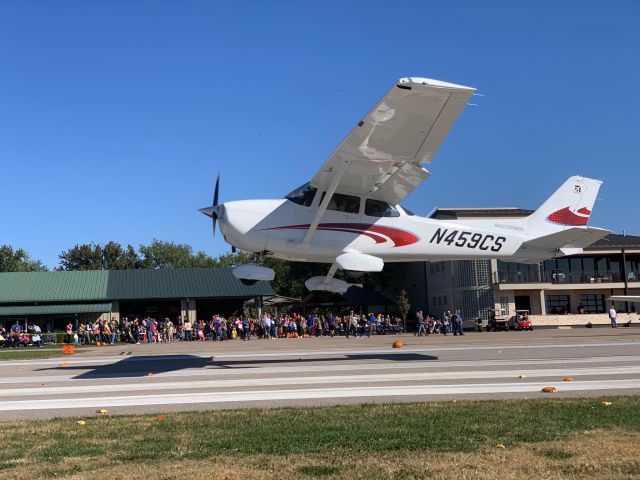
left=37, top=352, right=439, bottom=380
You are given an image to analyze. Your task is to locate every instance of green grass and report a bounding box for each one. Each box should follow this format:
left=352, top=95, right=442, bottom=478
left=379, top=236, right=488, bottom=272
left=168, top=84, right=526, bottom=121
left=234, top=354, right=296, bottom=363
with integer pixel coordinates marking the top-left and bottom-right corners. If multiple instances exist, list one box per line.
left=1, top=398, right=639, bottom=479
left=0, top=345, right=88, bottom=360
left=0, top=397, right=638, bottom=467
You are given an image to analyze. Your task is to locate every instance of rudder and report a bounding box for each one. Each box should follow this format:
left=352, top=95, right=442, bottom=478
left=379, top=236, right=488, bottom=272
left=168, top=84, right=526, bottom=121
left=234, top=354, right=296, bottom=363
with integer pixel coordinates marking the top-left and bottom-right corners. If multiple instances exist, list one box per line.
left=527, top=176, right=602, bottom=235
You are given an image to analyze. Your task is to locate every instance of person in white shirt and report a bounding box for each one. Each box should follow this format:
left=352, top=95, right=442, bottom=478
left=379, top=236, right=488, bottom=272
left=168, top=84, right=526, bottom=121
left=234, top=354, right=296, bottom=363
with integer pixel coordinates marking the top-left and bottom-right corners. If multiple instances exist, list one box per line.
left=609, top=305, right=617, bottom=328
left=262, top=314, right=272, bottom=339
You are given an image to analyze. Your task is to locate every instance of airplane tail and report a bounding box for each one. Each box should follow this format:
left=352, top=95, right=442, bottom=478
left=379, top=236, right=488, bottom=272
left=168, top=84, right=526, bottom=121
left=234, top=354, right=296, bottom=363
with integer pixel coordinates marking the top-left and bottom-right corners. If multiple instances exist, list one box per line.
left=509, top=176, right=609, bottom=262
left=526, top=175, right=602, bottom=236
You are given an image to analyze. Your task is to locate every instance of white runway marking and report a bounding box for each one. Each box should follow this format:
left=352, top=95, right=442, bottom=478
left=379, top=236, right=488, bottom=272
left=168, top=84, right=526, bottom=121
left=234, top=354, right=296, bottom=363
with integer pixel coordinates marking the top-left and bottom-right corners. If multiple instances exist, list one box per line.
left=2, top=336, right=638, bottom=417
left=1, top=379, right=639, bottom=411
left=3, top=365, right=640, bottom=398
left=4, top=355, right=640, bottom=385
left=3, top=339, right=638, bottom=367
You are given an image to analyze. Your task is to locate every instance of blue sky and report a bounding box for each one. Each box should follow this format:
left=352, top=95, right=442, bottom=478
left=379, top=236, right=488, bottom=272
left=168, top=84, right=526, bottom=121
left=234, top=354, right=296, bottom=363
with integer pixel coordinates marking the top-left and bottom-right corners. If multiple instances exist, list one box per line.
left=1, top=1, right=639, bottom=268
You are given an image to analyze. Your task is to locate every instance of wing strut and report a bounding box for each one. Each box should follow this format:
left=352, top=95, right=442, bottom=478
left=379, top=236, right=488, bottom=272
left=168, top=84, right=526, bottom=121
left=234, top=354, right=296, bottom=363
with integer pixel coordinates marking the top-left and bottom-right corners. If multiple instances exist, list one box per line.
left=302, top=158, right=350, bottom=245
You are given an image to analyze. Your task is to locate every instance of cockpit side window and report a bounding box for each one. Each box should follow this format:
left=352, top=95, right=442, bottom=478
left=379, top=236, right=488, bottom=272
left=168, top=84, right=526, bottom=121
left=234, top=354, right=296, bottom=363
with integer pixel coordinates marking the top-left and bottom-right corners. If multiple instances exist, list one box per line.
left=285, top=183, right=317, bottom=207
left=365, top=199, right=400, bottom=217
left=320, top=192, right=361, bottom=214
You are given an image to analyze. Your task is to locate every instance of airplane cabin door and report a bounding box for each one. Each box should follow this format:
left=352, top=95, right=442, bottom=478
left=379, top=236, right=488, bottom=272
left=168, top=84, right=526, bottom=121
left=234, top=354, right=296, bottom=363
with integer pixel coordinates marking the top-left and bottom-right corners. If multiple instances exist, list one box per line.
left=314, top=192, right=363, bottom=249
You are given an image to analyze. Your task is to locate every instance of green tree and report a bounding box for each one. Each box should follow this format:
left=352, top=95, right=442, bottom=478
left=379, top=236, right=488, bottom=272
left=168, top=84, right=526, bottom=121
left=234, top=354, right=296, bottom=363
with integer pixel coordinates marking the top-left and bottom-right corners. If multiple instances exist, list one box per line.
left=59, top=242, right=142, bottom=270
left=263, top=258, right=331, bottom=299
left=0, top=245, right=47, bottom=272
left=58, top=243, right=104, bottom=270
left=396, top=289, right=411, bottom=332
left=139, top=239, right=216, bottom=269
left=59, top=240, right=217, bottom=270
left=102, top=241, right=143, bottom=269
left=214, top=251, right=253, bottom=268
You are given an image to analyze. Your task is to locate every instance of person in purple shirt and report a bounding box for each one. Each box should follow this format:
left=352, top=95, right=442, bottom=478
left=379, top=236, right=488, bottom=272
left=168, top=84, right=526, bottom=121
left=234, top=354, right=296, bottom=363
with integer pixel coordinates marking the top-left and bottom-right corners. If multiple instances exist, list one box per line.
left=327, top=314, right=335, bottom=337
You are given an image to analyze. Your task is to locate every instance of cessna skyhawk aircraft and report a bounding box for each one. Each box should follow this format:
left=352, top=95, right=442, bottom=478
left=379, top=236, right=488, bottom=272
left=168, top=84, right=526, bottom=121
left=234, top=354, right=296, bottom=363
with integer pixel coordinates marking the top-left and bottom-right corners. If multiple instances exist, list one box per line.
left=200, top=77, right=610, bottom=293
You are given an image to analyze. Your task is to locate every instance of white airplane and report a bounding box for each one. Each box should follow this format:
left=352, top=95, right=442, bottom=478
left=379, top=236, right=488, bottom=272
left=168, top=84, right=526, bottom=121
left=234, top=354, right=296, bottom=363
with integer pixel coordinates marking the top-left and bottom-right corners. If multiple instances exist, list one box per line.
left=200, top=77, right=610, bottom=292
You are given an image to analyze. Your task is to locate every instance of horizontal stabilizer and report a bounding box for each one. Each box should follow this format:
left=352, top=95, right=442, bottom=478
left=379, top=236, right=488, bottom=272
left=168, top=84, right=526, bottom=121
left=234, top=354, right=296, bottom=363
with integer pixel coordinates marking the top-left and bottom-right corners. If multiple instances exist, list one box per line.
left=524, top=227, right=610, bottom=250
left=559, top=247, right=583, bottom=257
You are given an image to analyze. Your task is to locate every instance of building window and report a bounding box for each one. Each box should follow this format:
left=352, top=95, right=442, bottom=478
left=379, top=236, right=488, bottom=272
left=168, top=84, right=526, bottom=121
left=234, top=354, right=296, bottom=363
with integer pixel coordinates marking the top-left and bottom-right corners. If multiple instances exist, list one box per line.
left=432, top=296, right=437, bottom=307
left=547, top=295, right=570, bottom=314
left=443, top=295, right=447, bottom=305
left=499, top=296, right=509, bottom=315
left=441, top=262, right=446, bottom=272
left=580, top=294, right=605, bottom=314
left=430, top=264, right=434, bottom=274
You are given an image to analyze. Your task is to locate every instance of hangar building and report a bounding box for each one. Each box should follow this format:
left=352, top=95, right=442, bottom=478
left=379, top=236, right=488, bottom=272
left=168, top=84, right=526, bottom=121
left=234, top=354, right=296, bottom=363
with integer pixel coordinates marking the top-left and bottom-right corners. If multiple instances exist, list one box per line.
left=0, top=268, right=274, bottom=330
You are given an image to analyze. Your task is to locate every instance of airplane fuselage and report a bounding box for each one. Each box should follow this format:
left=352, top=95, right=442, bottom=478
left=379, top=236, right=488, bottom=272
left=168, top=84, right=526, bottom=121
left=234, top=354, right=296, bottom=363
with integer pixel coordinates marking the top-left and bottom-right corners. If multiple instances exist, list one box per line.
left=219, top=199, right=530, bottom=264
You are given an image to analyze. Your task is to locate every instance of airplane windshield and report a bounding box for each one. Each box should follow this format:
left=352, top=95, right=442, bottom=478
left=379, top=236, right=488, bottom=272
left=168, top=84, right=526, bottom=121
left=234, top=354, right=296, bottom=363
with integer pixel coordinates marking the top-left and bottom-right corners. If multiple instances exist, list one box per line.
left=285, top=183, right=317, bottom=207
left=400, top=206, right=416, bottom=216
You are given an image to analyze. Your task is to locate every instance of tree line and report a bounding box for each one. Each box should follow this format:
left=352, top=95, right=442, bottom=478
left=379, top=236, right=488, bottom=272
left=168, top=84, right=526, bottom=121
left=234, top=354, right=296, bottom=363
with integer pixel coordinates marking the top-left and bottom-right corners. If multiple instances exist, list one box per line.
left=0, top=241, right=389, bottom=299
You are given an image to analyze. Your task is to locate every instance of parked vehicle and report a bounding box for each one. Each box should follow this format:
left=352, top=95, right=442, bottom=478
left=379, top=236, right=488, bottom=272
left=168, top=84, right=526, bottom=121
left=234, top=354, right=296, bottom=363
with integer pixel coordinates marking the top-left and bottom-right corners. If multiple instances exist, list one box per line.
left=487, top=308, right=509, bottom=332
left=513, top=309, right=533, bottom=331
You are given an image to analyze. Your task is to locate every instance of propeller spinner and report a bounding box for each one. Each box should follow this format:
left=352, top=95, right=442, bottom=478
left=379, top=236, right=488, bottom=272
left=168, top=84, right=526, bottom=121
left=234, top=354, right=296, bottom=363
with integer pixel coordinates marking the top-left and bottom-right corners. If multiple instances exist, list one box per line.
left=199, top=175, right=220, bottom=236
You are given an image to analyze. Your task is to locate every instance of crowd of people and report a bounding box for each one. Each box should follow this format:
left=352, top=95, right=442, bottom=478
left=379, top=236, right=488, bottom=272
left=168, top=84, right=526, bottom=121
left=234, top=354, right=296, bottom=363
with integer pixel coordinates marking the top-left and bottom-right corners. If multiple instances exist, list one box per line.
left=0, top=322, right=46, bottom=348
left=1, top=311, right=406, bottom=347
left=415, top=310, right=466, bottom=336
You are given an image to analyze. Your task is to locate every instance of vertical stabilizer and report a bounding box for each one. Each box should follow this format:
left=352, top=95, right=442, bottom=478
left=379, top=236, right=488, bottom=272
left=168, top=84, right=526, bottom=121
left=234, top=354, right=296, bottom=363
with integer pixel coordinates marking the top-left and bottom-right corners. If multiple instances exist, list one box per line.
left=527, top=176, right=602, bottom=236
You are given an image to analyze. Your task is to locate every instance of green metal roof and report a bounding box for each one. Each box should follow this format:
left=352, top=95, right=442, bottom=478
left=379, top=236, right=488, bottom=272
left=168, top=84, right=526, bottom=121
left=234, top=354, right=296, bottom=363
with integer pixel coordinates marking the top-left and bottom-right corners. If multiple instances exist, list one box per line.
left=0, top=270, right=108, bottom=303
left=0, top=303, right=112, bottom=316
left=105, top=268, right=273, bottom=300
left=0, top=268, right=273, bottom=304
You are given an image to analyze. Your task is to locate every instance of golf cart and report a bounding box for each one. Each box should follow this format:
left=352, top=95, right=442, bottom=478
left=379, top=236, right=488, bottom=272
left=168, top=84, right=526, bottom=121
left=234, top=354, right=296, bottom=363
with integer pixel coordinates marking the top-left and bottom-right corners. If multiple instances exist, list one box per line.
left=487, top=308, right=509, bottom=332
left=513, top=310, right=533, bottom=331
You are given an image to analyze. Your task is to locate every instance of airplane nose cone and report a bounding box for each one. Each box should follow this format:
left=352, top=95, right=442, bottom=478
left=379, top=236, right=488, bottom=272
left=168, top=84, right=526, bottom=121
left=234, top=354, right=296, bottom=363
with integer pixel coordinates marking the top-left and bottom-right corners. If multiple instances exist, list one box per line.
left=199, top=205, right=220, bottom=219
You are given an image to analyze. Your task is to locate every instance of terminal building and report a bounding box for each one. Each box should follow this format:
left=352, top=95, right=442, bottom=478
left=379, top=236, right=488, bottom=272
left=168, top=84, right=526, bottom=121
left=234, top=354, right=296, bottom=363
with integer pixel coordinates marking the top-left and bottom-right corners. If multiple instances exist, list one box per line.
left=0, top=268, right=273, bottom=330
left=387, top=208, right=640, bottom=327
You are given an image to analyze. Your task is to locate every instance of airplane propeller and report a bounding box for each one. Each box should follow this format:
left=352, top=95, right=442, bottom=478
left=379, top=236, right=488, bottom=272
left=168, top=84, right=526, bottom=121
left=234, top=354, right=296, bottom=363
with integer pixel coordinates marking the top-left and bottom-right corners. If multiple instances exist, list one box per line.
left=199, top=174, right=221, bottom=236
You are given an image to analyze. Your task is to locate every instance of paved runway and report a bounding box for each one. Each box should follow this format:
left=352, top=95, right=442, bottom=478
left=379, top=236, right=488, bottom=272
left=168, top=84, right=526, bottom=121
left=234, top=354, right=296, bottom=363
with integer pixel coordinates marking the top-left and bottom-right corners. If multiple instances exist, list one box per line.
left=1, top=328, right=639, bottom=419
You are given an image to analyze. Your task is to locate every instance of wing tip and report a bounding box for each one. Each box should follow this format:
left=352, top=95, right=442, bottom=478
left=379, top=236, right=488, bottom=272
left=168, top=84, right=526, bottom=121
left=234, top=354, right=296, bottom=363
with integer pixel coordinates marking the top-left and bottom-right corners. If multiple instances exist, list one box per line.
left=398, top=77, right=476, bottom=91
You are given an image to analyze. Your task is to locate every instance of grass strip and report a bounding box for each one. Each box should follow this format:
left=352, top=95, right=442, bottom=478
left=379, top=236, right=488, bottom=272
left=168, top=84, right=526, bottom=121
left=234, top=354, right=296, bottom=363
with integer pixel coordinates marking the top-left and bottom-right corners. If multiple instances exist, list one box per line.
left=0, top=397, right=638, bottom=467
left=0, top=345, right=88, bottom=361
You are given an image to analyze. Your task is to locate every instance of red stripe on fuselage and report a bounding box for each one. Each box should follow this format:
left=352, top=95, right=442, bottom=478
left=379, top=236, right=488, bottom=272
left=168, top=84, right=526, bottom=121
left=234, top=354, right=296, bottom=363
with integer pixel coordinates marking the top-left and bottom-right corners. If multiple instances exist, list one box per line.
left=263, top=223, right=419, bottom=247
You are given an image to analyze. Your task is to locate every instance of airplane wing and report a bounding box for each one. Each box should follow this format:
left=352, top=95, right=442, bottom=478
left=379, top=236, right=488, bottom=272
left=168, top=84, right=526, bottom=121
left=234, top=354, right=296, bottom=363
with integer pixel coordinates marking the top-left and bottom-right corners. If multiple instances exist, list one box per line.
left=310, top=77, right=475, bottom=205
